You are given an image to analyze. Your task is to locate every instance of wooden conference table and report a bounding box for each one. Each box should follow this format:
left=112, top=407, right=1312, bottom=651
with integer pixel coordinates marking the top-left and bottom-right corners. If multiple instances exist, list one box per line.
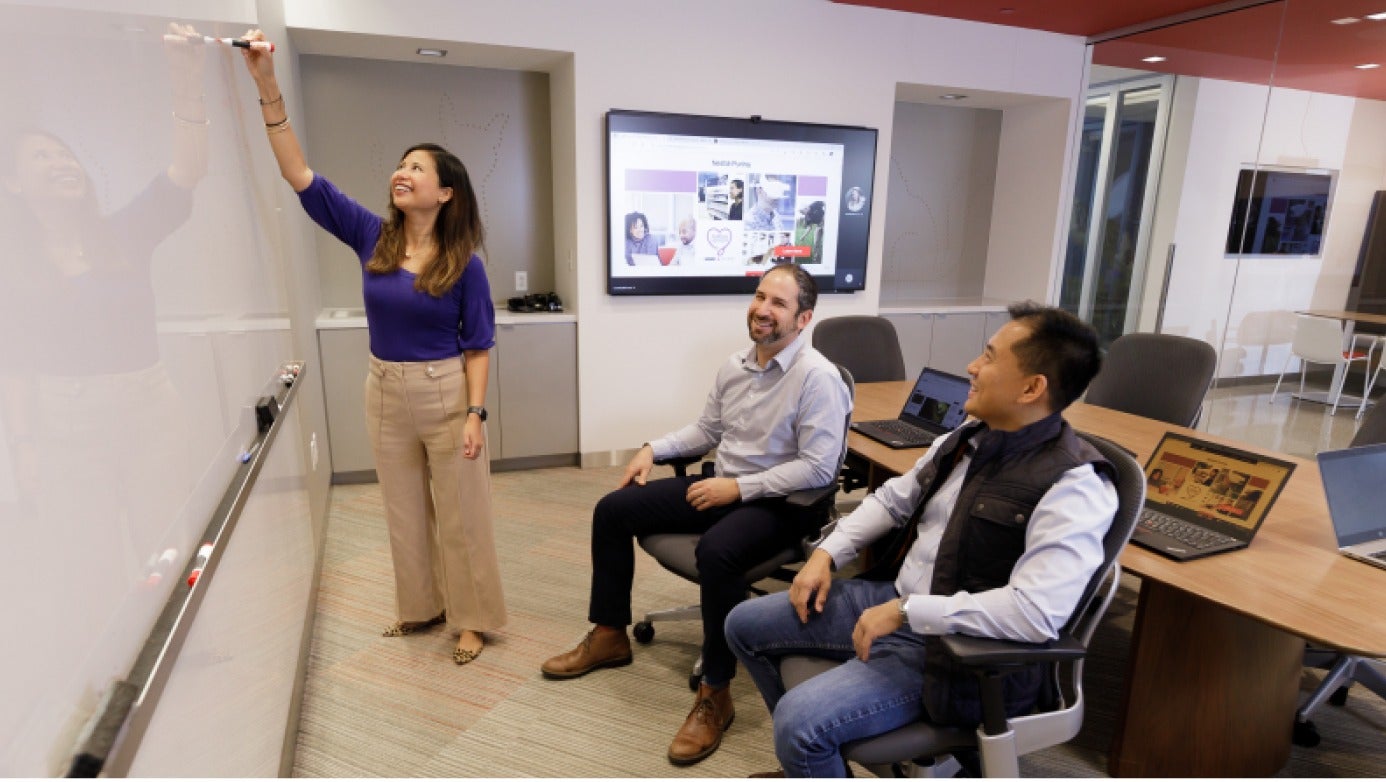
left=848, top=381, right=1386, bottom=777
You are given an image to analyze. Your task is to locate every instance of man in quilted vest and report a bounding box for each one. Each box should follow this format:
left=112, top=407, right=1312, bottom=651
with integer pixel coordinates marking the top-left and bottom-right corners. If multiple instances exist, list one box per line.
left=726, top=301, right=1118, bottom=778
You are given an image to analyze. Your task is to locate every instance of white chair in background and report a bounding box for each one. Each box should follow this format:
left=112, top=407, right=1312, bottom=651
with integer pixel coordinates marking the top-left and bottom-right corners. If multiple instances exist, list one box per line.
left=1271, top=314, right=1372, bottom=416
left=1359, top=333, right=1386, bottom=419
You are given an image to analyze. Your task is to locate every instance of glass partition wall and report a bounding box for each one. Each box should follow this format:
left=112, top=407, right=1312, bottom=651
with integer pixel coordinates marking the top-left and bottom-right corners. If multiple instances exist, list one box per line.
left=1066, top=1, right=1386, bottom=447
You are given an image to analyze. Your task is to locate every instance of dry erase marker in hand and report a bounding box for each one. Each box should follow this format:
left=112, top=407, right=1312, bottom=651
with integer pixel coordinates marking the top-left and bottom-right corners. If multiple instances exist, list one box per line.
left=164, top=34, right=274, bottom=52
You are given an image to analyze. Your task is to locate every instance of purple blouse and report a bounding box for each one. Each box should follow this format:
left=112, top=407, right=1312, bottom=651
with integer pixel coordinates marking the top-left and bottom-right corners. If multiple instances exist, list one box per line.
left=298, top=174, right=495, bottom=361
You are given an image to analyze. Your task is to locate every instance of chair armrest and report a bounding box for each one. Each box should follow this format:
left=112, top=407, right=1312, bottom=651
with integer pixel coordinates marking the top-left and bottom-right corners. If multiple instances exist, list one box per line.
left=940, top=632, right=1087, bottom=668
left=941, top=632, right=1088, bottom=737
left=654, top=453, right=707, bottom=478
left=786, top=484, right=837, bottom=508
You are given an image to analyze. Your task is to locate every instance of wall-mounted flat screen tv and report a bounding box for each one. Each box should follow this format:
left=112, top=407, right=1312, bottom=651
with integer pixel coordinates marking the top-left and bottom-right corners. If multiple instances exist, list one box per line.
left=606, top=109, right=878, bottom=295
left=1225, top=166, right=1336, bottom=257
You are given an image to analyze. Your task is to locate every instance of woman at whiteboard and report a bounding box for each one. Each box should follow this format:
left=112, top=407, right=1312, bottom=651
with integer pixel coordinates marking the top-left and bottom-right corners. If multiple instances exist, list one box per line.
left=239, top=29, right=506, bottom=665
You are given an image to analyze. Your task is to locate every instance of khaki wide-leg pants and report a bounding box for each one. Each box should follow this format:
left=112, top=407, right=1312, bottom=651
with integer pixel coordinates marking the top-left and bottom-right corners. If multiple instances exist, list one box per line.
left=365, top=354, right=507, bottom=632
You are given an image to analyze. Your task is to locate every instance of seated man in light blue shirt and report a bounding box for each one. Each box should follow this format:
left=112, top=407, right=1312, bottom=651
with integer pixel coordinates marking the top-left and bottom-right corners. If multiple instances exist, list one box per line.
left=726, top=302, right=1118, bottom=777
left=540, top=263, right=852, bottom=767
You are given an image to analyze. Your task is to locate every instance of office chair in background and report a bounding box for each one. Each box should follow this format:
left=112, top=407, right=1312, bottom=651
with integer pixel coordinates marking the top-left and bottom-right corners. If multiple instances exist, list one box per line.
left=775, top=432, right=1146, bottom=778
left=1292, top=399, right=1386, bottom=747
left=1271, top=314, right=1373, bottom=416
left=1084, top=333, right=1217, bottom=428
left=633, top=364, right=854, bottom=691
left=1358, top=332, right=1386, bottom=419
left=812, top=316, right=906, bottom=496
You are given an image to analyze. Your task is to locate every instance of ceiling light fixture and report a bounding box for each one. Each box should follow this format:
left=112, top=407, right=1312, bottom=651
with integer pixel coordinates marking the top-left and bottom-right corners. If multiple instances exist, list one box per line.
left=939, top=93, right=968, bottom=100
left=1365, top=11, right=1386, bottom=20
left=1356, top=62, right=1381, bottom=69
left=416, top=48, right=447, bottom=57
left=1142, top=55, right=1167, bottom=63
left=1330, top=16, right=1361, bottom=24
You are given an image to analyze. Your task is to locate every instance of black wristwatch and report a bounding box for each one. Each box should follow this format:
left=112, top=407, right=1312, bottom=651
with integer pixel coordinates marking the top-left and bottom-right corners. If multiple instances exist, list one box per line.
left=466, top=405, right=488, bottom=422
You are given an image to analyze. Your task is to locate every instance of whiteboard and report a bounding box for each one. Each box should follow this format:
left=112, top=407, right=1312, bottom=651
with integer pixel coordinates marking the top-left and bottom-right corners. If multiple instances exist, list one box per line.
left=0, top=3, right=298, bottom=774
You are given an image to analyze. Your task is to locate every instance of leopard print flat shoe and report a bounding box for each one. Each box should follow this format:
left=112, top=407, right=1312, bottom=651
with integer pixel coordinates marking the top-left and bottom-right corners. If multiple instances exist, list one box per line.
left=382, top=611, right=445, bottom=637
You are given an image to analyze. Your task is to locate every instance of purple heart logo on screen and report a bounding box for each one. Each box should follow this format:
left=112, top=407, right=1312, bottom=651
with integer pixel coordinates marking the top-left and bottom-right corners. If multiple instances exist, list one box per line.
left=707, top=227, right=732, bottom=258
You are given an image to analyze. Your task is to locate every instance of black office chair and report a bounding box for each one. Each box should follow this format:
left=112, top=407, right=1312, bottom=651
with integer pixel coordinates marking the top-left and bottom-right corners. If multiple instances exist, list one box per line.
left=1084, top=333, right=1217, bottom=428
left=777, top=431, right=1145, bottom=777
left=1292, top=399, right=1386, bottom=747
left=812, top=316, right=908, bottom=383
left=634, top=364, right=854, bottom=690
left=813, top=316, right=906, bottom=495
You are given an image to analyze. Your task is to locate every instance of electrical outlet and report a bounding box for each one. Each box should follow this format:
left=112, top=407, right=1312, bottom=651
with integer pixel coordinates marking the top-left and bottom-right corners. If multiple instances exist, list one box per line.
left=515, top=271, right=528, bottom=292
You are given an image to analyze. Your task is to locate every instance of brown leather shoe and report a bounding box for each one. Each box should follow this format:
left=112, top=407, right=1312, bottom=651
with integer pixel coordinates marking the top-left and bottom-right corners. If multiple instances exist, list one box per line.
left=540, top=626, right=633, bottom=679
left=748, top=771, right=785, bottom=778
left=668, top=682, right=735, bottom=766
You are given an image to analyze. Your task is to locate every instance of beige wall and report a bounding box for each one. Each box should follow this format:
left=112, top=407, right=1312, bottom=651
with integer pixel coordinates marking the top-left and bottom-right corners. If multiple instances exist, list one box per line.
left=882, top=102, right=1001, bottom=300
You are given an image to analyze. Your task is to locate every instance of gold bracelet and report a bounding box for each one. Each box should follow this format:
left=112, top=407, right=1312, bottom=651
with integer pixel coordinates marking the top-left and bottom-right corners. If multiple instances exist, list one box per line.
left=258, top=94, right=284, bottom=106
left=266, top=120, right=292, bottom=135
left=265, top=116, right=290, bottom=130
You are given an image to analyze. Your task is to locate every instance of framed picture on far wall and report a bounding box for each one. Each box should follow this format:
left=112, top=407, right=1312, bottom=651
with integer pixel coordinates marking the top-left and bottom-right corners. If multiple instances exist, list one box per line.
left=1226, top=166, right=1336, bottom=258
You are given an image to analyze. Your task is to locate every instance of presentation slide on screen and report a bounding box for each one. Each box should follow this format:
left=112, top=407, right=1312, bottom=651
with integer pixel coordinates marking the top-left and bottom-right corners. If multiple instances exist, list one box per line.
left=609, top=132, right=849, bottom=278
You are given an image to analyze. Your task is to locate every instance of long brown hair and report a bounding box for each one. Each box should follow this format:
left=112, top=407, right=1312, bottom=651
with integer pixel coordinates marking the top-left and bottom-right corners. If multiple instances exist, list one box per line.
left=366, top=143, right=485, bottom=296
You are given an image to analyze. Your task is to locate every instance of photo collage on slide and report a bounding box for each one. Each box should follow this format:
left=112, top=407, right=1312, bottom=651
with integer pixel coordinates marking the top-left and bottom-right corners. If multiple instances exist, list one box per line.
left=616, top=167, right=835, bottom=276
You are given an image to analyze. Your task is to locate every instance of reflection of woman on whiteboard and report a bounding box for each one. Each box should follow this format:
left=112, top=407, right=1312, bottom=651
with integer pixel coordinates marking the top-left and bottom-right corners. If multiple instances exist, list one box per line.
left=240, top=29, right=505, bottom=665
left=0, top=24, right=207, bottom=601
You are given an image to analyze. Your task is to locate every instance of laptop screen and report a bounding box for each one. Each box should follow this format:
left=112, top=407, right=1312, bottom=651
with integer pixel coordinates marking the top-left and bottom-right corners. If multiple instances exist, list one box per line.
left=1143, top=432, right=1295, bottom=535
left=1317, top=443, right=1386, bottom=547
left=901, top=368, right=971, bottom=431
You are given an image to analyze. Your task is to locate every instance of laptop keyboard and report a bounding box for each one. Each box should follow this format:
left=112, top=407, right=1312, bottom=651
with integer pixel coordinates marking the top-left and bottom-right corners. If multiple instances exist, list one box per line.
left=870, top=419, right=931, bottom=440
left=1139, top=509, right=1239, bottom=550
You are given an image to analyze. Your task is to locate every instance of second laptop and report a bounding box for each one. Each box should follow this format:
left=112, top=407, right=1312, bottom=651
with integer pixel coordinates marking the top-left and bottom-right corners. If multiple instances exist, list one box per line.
left=851, top=367, right=972, bottom=449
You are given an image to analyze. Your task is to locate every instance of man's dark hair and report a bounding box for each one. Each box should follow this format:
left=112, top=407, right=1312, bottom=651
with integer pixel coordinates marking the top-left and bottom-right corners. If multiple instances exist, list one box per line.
left=1005, top=301, right=1102, bottom=411
left=764, top=262, right=818, bottom=315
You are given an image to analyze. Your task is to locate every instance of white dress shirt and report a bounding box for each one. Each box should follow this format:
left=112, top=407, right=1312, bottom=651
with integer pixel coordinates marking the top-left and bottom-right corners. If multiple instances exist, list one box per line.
left=818, top=433, right=1117, bottom=643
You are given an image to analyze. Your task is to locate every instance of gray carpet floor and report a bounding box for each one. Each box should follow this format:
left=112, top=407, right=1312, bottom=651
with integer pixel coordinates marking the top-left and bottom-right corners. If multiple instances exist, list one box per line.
left=292, top=466, right=1386, bottom=777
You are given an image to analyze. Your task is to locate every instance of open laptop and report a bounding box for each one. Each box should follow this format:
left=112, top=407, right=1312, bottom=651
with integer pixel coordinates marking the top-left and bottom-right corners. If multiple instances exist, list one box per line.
left=1316, top=442, right=1386, bottom=571
left=1131, top=431, right=1296, bottom=561
left=851, top=367, right=971, bottom=449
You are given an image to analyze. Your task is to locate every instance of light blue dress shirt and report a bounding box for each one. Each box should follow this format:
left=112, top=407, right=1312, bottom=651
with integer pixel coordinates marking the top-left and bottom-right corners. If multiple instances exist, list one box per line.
left=648, top=335, right=852, bottom=501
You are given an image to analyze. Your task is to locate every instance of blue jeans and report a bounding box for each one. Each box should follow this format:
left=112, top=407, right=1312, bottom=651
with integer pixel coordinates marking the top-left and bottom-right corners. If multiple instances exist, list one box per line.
left=725, top=580, right=930, bottom=777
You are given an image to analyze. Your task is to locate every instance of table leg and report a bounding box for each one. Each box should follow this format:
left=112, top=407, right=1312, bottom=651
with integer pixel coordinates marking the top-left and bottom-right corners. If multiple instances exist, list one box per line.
left=1108, top=580, right=1305, bottom=777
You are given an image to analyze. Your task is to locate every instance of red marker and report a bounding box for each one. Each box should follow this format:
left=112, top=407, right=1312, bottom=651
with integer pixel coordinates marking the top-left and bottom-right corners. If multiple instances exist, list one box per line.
left=187, top=543, right=214, bottom=587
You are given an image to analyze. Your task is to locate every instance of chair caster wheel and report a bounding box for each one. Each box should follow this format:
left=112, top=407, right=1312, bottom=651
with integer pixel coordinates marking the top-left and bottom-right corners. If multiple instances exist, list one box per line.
left=633, top=622, right=654, bottom=644
left=1292, top=719, right=1321, bottom=747
left=1329, top=685, right=1350, bottom=707
left=688, top=673, right=701, bottom=692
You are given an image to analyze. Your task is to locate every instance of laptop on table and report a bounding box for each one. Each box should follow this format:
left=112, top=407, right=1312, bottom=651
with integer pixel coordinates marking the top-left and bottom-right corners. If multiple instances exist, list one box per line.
left=1131, top=432, right=1296, bottom=561
left=1317, top=442, right=1386, bottom=571
left=851, top=367, right=971, bottom=449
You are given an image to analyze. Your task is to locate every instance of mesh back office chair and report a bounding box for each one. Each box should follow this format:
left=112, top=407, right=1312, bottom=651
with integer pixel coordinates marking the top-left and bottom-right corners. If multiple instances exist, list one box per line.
left=1292, top=399, right=1386, bottom=747
left=1271, top=314, right=1373, bottom=416
left=634, top=365, right=854, bottom=690
left=1084, top=333, right=1217, bottom=428
left=812, top=316, right=908, bottom=384
left=777, top=432, right=1145, bottom=778
left=812, top=316, right=906, bottom=495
